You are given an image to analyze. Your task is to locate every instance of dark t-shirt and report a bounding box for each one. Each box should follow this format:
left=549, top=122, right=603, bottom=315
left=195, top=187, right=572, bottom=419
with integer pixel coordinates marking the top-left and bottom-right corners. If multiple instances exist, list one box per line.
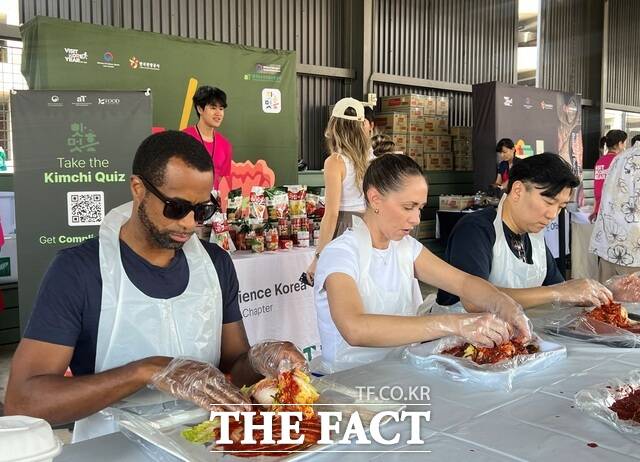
left=436, top=207, right=564, bottom=305
left=23, top=237, right=241, bottom=375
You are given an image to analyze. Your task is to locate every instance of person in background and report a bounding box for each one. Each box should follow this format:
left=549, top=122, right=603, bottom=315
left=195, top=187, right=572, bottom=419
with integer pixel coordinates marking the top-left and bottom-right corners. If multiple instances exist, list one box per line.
left=305, top=98, right=374, bottom=285
left=183, top=86, right=233, bottom=190
left=364, top=105, right=375, bottom=137
left=437, top=153, right=611, bottom=310
left=494, top=138, right=516, bottom=189
left=631, top=134, right=640, bottom=147
left=313, top=154, right=531, bottom=373
left=590, top=130, right=628, bottom=223
left=591, top=141, right=640, bottom=281
left=371, top=133, right=397, bottom=157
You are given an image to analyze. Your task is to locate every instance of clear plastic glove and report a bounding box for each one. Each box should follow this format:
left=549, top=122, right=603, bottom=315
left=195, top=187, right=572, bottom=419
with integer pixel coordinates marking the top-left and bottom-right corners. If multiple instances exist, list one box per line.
left=550, top=279, right=613, bottom=306
left=452, top=313, right=512, bottom=348
left=486, top=291, right=532, bottom=342
left=605, top=272, right=640, bottom=302
left=150, top=358, right=251, bottom=412
left=248, top=340, right=308, bottom=377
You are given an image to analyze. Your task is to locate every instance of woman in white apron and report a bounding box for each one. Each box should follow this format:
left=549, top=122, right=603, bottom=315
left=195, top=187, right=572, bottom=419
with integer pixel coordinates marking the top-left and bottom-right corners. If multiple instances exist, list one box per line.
left=313, top=154, right=533, bottom=374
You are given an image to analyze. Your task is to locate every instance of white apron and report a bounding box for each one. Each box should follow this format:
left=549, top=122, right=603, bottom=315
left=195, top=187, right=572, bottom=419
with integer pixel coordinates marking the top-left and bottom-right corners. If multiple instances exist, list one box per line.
left=432, top=196, right=547, bottom=313
left=72, top=202, right=223, bottom=442
left=314, top=217, right=421, bottom=374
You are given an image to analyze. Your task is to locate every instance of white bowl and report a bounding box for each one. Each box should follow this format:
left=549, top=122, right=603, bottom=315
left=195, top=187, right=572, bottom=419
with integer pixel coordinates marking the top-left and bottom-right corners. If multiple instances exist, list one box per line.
left=0, top=416, right=63, bottom=462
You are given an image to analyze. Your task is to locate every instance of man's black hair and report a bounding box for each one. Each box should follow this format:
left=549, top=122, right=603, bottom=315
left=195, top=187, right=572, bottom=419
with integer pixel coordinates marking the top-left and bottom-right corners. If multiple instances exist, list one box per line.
left=496, top=138, right=515, bottom=152
left=506, top=152, right=580, bottom=198
left=132, top=131, right=213, bottom=187
left=605, top=129, right=627, bottom=149
left=192, top=85, right=228, bottom=117
left=364, top=106, right=375, bottom=124
left=632, top=134, right=640, bottom=147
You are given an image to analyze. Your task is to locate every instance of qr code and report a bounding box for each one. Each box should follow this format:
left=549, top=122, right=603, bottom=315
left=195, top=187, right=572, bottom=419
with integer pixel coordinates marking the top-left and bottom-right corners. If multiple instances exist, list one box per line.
left=67, top=191, right=105, bottom=226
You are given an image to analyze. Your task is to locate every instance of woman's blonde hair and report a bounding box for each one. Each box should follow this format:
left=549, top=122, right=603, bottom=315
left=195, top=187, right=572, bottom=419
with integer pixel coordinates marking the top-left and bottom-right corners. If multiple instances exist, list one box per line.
left=324, top=115, right=371, bottom=192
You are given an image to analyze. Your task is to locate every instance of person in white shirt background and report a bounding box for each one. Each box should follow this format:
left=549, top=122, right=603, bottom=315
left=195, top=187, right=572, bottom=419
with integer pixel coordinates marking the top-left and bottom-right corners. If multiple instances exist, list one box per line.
left=305, top=98, right=375, bottom=285
left=590, top=139, right=640, bottom=282
left=312, top=153, right=531, bottom=374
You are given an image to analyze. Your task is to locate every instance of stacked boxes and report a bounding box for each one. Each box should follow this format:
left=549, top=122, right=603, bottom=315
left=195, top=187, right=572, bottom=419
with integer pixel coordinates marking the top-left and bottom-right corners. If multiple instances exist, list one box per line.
left=423, top=96, right=452, bottom=171
left=450, top=126, right=473, bottom=171
left=377, top=94, right=452, bottom=171
left=376, top=94, right=426, bottom=167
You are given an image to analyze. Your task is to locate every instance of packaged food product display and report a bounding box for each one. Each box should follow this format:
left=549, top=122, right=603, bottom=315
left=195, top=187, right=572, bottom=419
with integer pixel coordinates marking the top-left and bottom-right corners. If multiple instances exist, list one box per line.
left=226, top=188, right=243, bottom=221
left=265, top=187, right=289, bottom=221
left=218, top=183, right=322, bottom=253
left=249, top=186, right=267, bottom=220
left=287, top=185, right=307, bottom=219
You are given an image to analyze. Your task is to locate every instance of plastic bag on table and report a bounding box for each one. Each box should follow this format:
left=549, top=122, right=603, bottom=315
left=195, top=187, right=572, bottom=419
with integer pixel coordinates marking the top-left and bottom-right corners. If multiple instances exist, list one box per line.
left=402, top=334, right=566, bottom=391
left=111, top=407, right=207, bottom=462
left=575, top=369, right=640, bottom=442
left=542, top=306, right=640, bottom=348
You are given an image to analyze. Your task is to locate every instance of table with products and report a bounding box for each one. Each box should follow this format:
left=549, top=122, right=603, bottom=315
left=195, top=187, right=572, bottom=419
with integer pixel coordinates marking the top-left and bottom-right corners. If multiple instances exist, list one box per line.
left=56, top=305, right=640, bottom=461
left=231, top=247, right=321, bottom=360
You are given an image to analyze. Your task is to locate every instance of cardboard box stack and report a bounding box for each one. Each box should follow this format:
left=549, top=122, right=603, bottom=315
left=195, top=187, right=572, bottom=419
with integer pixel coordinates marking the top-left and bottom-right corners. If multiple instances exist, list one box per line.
left=422, top=96, right=452, bottom=171
left=377, top=94, right=453, bottom=171
left=450, top=126, right=473, bottom=171
left=376, top=95, right=426, bottom=166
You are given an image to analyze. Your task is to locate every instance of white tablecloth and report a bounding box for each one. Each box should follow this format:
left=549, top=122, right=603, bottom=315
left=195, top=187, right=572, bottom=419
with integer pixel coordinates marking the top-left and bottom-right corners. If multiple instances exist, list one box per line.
left=231, top=248, right=321, bottom=361
left=57, top=306, right=640, bottom=461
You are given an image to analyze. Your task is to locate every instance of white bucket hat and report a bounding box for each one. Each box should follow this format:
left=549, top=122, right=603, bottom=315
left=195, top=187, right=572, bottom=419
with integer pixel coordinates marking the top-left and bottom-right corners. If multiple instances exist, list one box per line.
left=331, top=97, right=365, bottom=122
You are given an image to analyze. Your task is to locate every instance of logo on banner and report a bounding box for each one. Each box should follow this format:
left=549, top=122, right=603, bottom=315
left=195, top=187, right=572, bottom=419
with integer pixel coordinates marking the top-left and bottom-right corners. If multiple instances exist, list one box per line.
left=523, top=97, right=534, bottom=110
left=97, top=51, right=120, bottom=69
left=129, top=56, right=160, bottom=71
left=262, top=89, right=282, bottom=114
left=503, top=96, right=513, bottom=107
left=256, top=64, right=282, bottom=75
left=67, top=123, right=99, bottom=153
left=73, top=95, right=92, bottom=108
left=540, top=100, right=554, bottom=110
left=64, top=48, right=88, bottom=64
left=48, top=95, right=63, bottom=107
left=98, top=97, right=121, bottom=105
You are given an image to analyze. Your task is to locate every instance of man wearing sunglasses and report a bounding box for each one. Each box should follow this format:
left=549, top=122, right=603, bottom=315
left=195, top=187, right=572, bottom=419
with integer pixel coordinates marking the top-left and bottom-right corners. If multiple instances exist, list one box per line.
left=5, top=131, right=306, bottom=442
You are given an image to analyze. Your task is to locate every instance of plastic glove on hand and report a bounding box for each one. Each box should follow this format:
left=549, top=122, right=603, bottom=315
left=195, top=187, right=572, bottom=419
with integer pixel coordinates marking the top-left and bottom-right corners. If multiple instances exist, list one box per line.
left=150, top=358, right=251, bottom=412
left=605, top=272, right=640, bottom=302
left=487, top=292, right=532, bottom=342
left=248, top=340, right=308, bottom=378
left=454, top=313, right=512, bottom=348
left=551, top=279, right=613, bottom=306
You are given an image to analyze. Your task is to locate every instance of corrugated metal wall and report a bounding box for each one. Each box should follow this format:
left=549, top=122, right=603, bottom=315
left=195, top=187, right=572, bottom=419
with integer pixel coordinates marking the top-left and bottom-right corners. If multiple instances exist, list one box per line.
left=605, top=0, right=640, bottom=109
left=538, top=0, right=602, bottom=100
left=372, top=0, right=518, bottom=126
left=20, top=0, right=350, bottom=169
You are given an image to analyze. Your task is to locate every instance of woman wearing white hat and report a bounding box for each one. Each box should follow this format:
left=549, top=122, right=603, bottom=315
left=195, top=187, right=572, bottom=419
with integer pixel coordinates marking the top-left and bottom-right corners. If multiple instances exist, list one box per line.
left=305, top=98, right=375, bottom=285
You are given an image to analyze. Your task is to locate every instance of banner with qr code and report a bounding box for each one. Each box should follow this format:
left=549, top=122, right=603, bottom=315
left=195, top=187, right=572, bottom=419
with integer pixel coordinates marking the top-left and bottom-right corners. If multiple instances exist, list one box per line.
left=11, top=90, right=152, bottom=332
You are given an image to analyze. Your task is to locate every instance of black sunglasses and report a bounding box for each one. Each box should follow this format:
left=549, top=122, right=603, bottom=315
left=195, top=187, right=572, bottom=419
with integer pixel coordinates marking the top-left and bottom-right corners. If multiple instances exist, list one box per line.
left=138, top=175, right=219, bottom=223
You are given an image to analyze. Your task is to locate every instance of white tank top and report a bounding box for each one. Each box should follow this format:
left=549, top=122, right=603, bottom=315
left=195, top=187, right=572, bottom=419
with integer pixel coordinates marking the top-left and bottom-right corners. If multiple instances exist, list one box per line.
left=338, top=149, right=374, bottom=212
